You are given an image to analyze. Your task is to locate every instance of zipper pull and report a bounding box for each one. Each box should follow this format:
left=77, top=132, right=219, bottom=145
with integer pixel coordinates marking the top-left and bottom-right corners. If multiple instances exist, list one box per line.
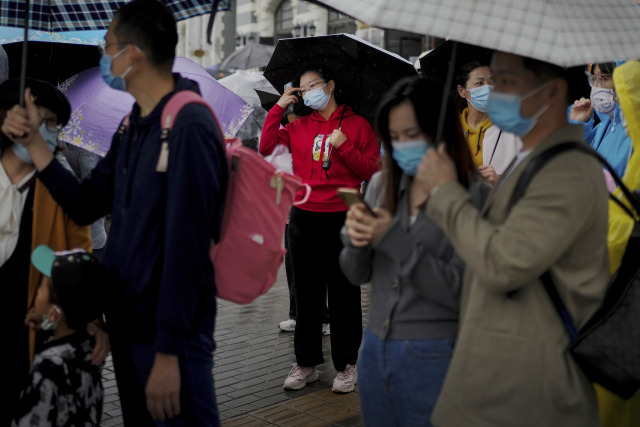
left=270, top=171, right=284, bottom=205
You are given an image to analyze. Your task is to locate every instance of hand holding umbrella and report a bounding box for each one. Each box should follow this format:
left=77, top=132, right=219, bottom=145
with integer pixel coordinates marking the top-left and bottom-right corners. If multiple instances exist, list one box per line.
left=328, top=128, right=347, bottom=148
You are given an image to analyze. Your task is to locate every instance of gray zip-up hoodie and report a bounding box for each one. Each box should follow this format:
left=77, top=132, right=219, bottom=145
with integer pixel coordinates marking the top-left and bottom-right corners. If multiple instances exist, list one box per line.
left=340, top=171, right=489, bottom=340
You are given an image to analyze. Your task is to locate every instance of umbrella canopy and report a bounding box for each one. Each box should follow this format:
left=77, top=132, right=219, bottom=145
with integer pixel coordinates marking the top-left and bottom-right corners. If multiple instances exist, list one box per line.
left=58, top=57, right=253, bottom=156
left=0, top=0, right=218, bottom=32
left=3, top=40, right=100, bottom=84
left=254, top=88, right=280, bottom=112
left=263, top=33, right=418, bottom=121
left=304, top=0, right=640, bottom=67
left=420, top=40, right=493, bottom=87
left=219, top=43, right=276, bottom=71
left=0, top=26, right=105, bottom=44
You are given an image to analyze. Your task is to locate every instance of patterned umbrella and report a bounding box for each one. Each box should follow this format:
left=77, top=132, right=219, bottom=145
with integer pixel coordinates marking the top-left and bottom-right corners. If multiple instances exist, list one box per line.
left=57, top=57, right=253, bottom=156
left=0, top=0, right=225, bottom=32
left=0, top=26, right=105, bottom=44
left=304, top=0, right=640, bottom=67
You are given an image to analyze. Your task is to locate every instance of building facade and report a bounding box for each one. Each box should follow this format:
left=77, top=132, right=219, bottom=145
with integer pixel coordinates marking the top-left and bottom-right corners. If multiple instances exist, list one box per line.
left=177, top=0, right=432, bottom=70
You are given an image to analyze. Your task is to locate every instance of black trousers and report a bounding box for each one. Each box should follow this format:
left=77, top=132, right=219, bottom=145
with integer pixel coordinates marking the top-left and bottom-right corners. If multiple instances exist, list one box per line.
left=284, top=223, right=330, bottom=323
left=288, top=207, right=362, bottom=371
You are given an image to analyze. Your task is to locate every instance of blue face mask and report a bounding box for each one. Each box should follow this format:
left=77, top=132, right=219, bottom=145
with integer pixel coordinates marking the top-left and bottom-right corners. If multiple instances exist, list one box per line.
left=100, top=46, right=133, bottom=91
left=391, top=139, right=431, bottom=176
left=303, top=84, right=331, bottom=110
left=486, top=82, right=550, bottom=137
left=467, top=84, right=493, bottom=113
left=12, top=123, right=60, bottom=164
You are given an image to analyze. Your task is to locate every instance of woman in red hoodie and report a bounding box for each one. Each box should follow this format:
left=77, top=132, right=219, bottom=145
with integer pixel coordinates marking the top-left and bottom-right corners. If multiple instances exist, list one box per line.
left=260, top=65, right=380, bottom=393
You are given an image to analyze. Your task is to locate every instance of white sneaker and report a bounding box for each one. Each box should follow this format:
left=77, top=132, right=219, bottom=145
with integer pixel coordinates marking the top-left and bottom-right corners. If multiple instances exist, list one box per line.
left=332, top=364, right=357, bottom=393
left=283, top=363, right=319, bottom=390
left=322, top=323, right=330, bottom=336
left=279, top=319, right=296, bottom=332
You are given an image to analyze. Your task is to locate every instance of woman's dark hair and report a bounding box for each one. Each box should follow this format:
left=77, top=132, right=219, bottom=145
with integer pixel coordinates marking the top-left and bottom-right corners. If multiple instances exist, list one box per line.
left=453, top=61, right=489, bottom=112
left=113, top=0, right=177, bottom=72
left=589, top=62, right=616, bottom=75
left=375, top=76, right=476, bottom=214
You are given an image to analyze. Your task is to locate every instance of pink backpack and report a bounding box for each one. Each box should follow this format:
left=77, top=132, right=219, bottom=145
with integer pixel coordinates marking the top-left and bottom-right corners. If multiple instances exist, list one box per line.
left=157, top=91, right=310, bottom=304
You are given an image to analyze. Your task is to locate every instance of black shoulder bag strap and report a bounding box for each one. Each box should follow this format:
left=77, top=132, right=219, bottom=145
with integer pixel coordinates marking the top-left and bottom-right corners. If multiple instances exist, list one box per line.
left=509, top=141, right=640, bottom=343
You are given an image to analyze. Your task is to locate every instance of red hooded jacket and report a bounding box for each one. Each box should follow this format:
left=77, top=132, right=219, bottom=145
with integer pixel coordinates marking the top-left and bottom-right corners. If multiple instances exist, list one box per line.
left=259, top=103, right=381, bottom=212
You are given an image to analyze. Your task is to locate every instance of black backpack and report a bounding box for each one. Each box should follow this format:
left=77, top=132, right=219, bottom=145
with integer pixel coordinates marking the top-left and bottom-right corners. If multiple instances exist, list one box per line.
left=511, top=141, right=640, bottom=400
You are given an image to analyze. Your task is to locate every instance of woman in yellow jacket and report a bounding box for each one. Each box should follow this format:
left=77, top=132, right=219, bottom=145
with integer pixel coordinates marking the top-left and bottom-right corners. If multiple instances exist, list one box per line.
left=597, top=59, right=640, bottom=427
left=0, top=78, right=100, bottom=426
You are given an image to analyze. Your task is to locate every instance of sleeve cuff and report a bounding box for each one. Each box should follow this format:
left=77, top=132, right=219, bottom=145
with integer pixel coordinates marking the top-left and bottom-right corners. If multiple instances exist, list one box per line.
left=154, top=329, right=187, bottom=355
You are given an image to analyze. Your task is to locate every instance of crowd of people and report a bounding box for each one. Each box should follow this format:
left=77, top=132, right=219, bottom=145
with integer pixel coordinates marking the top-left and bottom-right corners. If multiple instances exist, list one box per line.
left=2, top=0, right=639, bottom=426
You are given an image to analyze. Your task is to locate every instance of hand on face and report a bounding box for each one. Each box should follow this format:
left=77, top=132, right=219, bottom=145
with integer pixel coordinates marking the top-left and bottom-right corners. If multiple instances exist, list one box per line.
left=277, top=86, right=300, bottom=109
left=415, top=143, right=457, bottom=195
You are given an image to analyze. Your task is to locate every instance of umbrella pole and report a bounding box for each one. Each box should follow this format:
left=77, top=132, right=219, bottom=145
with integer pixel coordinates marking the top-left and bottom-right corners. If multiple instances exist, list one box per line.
left=434, top=41, right=458, bottom=146
left=19, top=0, right=31, bottom=107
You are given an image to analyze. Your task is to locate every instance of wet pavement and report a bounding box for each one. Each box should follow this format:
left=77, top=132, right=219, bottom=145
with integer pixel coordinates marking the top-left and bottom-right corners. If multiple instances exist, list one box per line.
left=99, top=264, right=369, bottom=426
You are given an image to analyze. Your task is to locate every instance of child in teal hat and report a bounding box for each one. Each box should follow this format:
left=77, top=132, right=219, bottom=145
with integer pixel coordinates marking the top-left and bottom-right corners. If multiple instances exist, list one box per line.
left=12, top=245, right=108, bottom=426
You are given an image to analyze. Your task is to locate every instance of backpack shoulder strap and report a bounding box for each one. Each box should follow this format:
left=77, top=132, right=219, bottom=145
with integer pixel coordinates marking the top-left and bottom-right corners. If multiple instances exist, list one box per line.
left=161, top=90, right=216, bottom=135
left=510, top=141, right=583, bottom=208
left=156, top=90, right=220, bottom=172
left=511, top=141, right=640, bottom=343
left=510, top=141, right=640, bottom=217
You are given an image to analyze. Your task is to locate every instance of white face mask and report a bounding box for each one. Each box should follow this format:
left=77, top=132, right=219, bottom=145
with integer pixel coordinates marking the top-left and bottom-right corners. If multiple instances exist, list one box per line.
left=590, top=86, right=616, bottom=118
left=40, top=305, right=62, bottom=331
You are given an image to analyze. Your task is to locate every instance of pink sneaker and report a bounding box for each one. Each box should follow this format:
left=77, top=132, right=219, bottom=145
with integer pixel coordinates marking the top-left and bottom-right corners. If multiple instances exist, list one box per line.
left=283, top=363, right=319, bottom=390
left=332, top=364, right=357, bottom=393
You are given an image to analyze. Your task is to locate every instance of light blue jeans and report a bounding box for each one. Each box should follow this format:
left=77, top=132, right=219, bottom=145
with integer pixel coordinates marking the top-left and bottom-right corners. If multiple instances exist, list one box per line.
left=358, top=328, right=454, bottom=427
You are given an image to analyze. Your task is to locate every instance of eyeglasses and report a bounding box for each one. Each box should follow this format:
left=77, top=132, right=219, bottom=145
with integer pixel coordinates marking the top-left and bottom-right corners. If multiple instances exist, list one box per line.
left=298, top=81, right=326, bottom=97
left=40, top=115, right=60, bottom=132
left=584, top=71, right=612, bottom=87
left=97, top=40, right=131, bottom=55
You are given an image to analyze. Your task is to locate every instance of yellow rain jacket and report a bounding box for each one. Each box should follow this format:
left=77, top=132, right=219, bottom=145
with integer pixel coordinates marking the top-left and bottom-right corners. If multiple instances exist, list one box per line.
left=597, top=59, right=640, bottom=427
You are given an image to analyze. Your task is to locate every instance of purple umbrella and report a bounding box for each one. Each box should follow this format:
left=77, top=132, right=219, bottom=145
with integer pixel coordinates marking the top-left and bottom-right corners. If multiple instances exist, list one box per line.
left=58, top=57, right=253, bottom=156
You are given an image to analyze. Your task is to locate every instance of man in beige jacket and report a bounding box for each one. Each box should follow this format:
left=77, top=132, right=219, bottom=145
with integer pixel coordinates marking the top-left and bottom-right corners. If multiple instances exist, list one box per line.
left=416, top=51, right=609, bottom=426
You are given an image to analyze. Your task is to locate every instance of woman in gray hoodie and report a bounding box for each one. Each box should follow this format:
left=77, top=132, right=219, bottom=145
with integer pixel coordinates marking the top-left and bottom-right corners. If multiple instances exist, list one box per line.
left=340, top=76, right=489, bottom=427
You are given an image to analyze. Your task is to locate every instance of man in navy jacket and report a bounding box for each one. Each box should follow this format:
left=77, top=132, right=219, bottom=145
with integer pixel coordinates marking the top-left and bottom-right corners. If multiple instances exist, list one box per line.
left=3, top=1, right=228, bottom=425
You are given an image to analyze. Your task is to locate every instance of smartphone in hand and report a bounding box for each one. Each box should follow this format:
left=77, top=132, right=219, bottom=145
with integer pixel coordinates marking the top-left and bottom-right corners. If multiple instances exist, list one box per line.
left=337, top=187, right=378, bottom=217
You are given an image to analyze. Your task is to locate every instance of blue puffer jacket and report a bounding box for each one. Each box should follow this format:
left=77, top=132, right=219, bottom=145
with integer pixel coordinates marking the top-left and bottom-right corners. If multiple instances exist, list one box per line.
left=568, top=104, right=633, bottom=178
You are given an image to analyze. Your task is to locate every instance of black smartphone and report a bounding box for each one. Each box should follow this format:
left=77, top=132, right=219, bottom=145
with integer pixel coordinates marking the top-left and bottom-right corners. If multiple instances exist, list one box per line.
left=337, top=187, right=377, bottom=217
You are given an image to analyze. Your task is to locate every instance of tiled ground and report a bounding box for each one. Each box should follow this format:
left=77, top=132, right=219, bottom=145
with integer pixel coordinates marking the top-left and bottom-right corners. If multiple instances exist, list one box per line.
left=100, top=264, right=369, bottom=426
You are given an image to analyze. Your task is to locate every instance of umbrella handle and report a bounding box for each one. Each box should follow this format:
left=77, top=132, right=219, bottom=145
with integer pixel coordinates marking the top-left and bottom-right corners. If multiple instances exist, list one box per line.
left=20, top=0, right=31, bottom=107
left=322, top=105, right=348, bottom=172
left=434, top=41, right=458, bottom=146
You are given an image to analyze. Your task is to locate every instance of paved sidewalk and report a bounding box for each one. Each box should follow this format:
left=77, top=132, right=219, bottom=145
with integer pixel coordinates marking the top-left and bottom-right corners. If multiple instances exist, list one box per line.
left=99, top=264, right=369, bottom=426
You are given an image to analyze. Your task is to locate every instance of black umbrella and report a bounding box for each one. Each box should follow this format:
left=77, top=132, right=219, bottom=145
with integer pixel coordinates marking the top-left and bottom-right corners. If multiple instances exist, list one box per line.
left=420, top=40, right=494, bottom=90
left=3, top=41, right=100, bottom=86
left=263, top=33, right=418, bottom=123
left=220, top=43, right=276, bottom=71
left=254, top=88, right=280, bottom=112
left=254, top=87, right=312, bottom=118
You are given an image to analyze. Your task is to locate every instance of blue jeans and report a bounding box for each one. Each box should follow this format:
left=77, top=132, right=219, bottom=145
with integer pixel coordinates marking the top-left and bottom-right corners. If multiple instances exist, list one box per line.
left=130, top=333, right=219, bottom=427
left=358, top=328, right=454, bottom=427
